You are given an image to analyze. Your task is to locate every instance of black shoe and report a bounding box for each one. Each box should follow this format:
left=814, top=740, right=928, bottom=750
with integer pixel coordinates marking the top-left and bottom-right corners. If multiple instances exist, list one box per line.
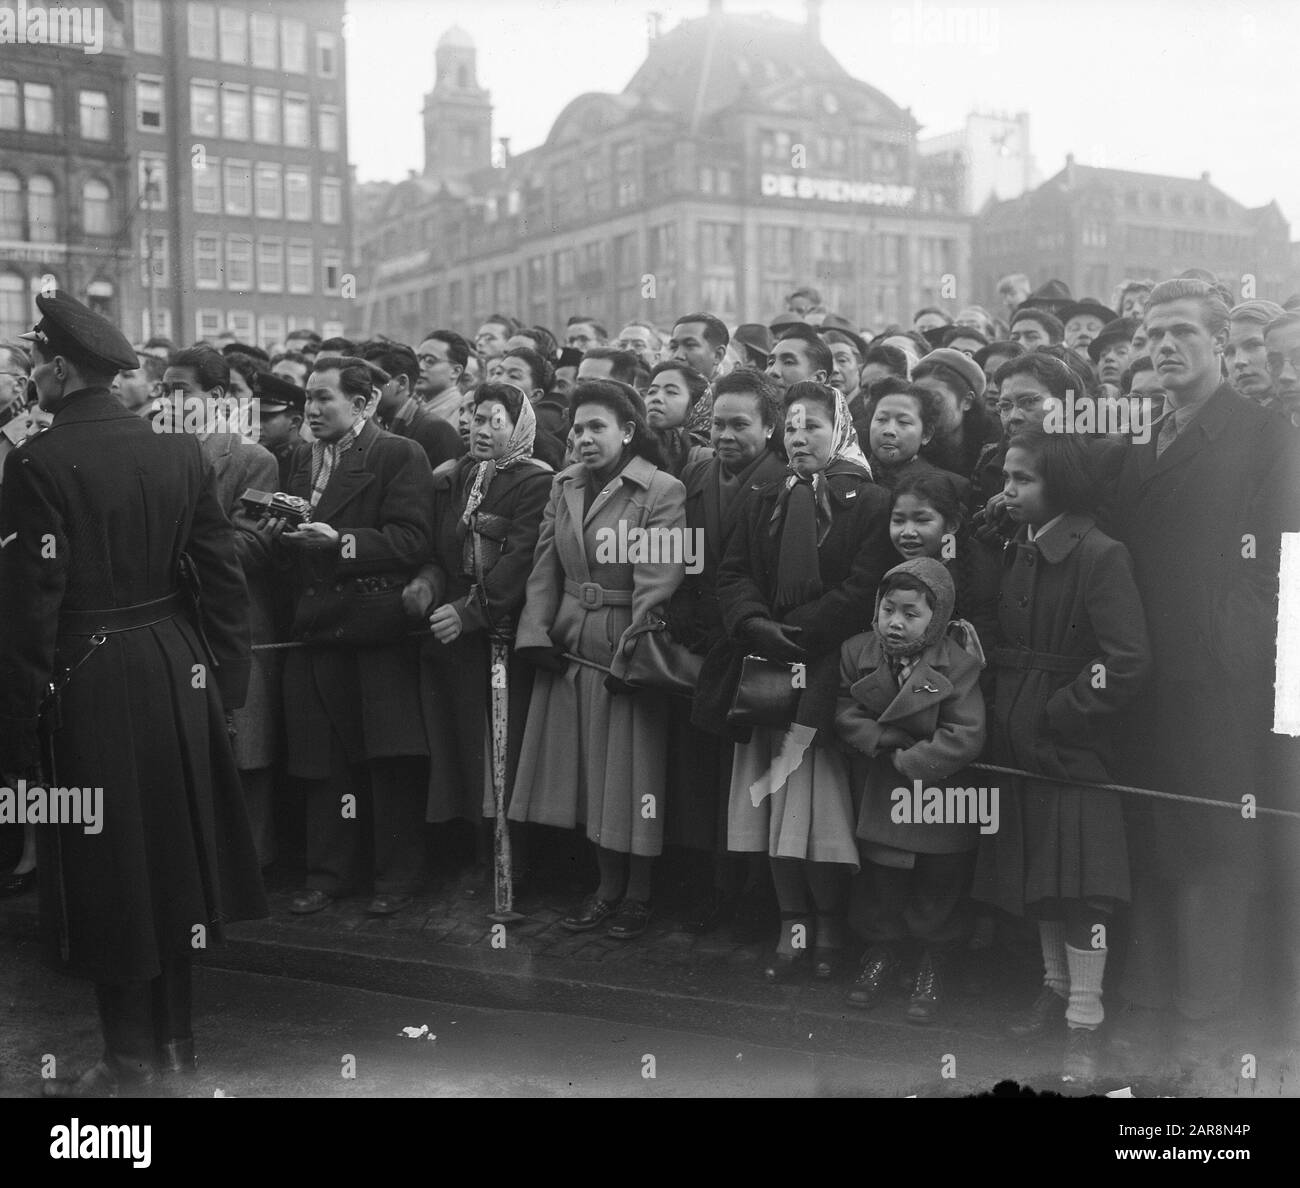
left=1006, top=985, right=1068, bottom=1040
left=289, top=888, right=333, bottom=915
left=607, top=898, right=652, bottom=940
left=159, top=1038, right=196, bottom=1075
left=906, top=947, right=949, bottom=1024
left=763, top=949, right=810, bottom=983
left=846, top=944, right=899, bottom=1009
left=561, top=893, right=618, bottom=932
left=812, top=947, right=844, bottom=981
left=1063, top=1025, right=1103, bottom=1085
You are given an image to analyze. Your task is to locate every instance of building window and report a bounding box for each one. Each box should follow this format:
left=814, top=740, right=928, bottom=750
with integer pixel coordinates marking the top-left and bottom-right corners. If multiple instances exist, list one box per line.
left=760, top=129, right=793, bottom=164
left=280, top=19, right=307, bottom=73
left=24, top=83, right=55, bottom=133
left=228, top=310, right=255, bottom=343
left=254, top=163, right=282, bottom=218
left=252, top=89, right=279, bottom=143
left=759, top=225, right=795, bottom=273
left=288, top=241, right=313, bottom=293
left=316, top=32, right=338, bottom=77
left=318, top=106, right=340, bottom=152
left=320, top=178, right=342, bottom=224
left=258, top=314, right=286, bottom=351
left=194, top=234, right=222, bottom=288
left=136, top=76, right=163, bottom=131
left=188, top=2, right=216, bottom=58
left=0, top=272, right=26, bottom=339
left=220, top=83, right=249, bottom=141
left=223, top=159, right=251, bottom=215
left=321, top=252, right=343, bottom=295
left=0, top=80, right=18, bottom=129
left=139, top=154, right=167, bottom=209
left=219, top=7, right=247, bottom=63
left=190, top=80, right=218, bottom=137
left=250, top=11, right=276, bottom=68
left=192, top=156, right=220, bottom=213
left=83, top=179, right=112, bottom=235
left=79, top=91, right=110, bottom=140
left=225, top=236, right=253, bottom=290
left=133, top=0, right=163, bottom=53
left=283, top=94, right=309, bottom=146
left=0, top=173, right=22, bottom=238
left=196, top=309, right=223, bottom=341
left=257, top=238, right=283, bottom=292
left=27, top=175, right=57, bottom=242
left=699, top=222, right=739, bottom=270
left=139, top=230, right=168, bottom=285
left=285, top=169, right=311, bottom=220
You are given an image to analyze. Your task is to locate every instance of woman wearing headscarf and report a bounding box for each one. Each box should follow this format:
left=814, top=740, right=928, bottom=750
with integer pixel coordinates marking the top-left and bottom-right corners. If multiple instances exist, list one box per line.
left=706, top=381, right=895, bottom=981
left=403, top=383, right=554, bottom=892
left=508, top=379, right=686, bottom=940
left=644, top=360, right=714, bottom=478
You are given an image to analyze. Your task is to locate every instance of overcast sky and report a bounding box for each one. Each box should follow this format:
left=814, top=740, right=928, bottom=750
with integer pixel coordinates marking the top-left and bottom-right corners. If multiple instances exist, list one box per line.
left=345, top=0, right=1300, bottom=229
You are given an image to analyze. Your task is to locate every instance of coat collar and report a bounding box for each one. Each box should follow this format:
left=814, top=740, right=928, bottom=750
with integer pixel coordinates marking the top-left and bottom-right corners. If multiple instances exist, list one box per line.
left=847, top=634, right=956, bottom=725
left=312, top=419, right=380, bottom=523
left=1137, top=382, right=1239, bottom=484
left=47, top=387, right=130, bottom=427
left=1008, top=512, right=1095, bottom=565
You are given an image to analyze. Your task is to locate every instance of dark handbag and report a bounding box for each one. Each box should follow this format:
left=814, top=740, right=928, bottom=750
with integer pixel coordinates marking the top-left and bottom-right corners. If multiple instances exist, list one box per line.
left=292, top=573, right=412, bottom=645
left=725, top=654, right=802, bottom=728
left=615, top=609, right=703, bottom=696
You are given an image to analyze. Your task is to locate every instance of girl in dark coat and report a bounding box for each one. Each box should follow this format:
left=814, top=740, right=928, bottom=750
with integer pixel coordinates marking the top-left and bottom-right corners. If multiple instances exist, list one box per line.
left=403, top=383, right=553, bottom=889
left=971, top=427, right=1151, bottom=1085
left=714, top=382, right=895, bottom=981
left=645, top=361, right=714, bottom=478
left=864, top=378, right=972, bottom=508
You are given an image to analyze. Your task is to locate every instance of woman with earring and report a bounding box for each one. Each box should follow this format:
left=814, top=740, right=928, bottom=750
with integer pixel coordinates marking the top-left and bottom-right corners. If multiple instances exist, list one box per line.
left=508, top=379, right=686, bottom=940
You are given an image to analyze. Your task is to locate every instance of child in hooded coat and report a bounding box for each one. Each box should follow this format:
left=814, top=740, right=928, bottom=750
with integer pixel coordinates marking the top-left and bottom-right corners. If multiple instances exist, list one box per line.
left=834, top=558, right=986, bottom=1024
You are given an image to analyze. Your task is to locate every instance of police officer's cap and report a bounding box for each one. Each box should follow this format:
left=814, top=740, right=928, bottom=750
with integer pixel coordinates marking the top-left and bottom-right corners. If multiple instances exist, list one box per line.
left=19, top=290, right=137, bottom=373
left=255, top=370, right=306, bottom=414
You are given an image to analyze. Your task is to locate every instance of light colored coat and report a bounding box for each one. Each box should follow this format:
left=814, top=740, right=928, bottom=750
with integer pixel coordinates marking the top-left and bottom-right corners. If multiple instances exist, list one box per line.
left=509, top=455, right=686, bottom=855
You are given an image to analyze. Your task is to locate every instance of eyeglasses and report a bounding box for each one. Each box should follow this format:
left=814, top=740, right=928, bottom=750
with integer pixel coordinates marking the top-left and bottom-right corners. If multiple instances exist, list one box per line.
left=995, top=394, right=1046, bottom=414
left=416, top=354, right=442, bottom=368
left=1266, top=349, right=1300, bottom=377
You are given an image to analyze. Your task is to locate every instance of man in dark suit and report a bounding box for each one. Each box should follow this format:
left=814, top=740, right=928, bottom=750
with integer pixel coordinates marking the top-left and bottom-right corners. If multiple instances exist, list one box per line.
left=363, top=341, right=464, bottom=472
left=1108, top=278, right=1297, bottom=1075
left=267, top=356, right=436, bottom=918
left=0, top=292, right=265, bottom=1096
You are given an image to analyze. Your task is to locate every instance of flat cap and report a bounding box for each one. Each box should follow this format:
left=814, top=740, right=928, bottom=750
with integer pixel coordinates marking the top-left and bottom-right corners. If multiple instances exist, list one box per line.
left=20, top=290, right=137, bottom=373
left=255, top=370, right=306, bottom=413
left=1088, top=317, right=1139, bottom=363
left=1059, top=299, right=1118, bottom=326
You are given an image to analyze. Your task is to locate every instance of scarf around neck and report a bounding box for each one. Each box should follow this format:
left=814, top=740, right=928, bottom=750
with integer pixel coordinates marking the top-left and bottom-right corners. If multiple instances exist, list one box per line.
left=459, top=396, right=550, bottom=535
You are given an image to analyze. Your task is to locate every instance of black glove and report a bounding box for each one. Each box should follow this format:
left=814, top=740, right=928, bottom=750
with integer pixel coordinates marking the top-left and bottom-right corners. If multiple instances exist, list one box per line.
left=517, top=645, right=569, bottom=674
left=741, top=618, right=806, bottom=663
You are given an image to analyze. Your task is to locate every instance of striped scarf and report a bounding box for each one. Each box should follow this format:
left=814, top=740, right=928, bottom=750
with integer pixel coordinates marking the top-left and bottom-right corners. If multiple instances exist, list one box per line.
left=309, top=421, right=361, bottom=509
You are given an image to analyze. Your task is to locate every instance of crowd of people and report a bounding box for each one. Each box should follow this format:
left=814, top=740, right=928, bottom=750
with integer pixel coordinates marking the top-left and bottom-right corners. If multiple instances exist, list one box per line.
left=0, top=268, right=1297, bottom=1095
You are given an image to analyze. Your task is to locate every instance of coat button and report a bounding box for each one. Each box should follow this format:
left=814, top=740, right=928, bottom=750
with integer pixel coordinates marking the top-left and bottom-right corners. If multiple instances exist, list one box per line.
left=1026, top=554, right=1035, bottom=566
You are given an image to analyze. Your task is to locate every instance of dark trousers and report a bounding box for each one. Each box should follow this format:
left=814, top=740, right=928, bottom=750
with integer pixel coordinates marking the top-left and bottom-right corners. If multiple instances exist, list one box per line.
left=851, top=850, right=974, bottom=947
left=304, top=733, right=426, bottom=896
left=94, top=954, right=191, bottom=1077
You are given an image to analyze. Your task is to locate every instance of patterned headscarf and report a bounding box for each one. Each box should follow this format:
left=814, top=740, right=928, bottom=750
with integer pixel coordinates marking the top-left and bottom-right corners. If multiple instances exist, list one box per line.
left=459, top=390, right=551, bottom=534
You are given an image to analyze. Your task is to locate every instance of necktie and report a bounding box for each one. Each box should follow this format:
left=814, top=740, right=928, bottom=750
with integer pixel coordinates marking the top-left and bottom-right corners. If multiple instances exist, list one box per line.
left=1156, top=411, right=1180, bottom=458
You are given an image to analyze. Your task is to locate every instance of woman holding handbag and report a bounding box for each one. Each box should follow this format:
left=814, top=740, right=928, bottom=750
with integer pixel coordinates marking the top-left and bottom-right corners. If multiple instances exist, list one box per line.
left=508, top=379, right=686, bottom=940
left=402, top=382, right=553, bottom=893
left=713, top=381, right=894, bottom=981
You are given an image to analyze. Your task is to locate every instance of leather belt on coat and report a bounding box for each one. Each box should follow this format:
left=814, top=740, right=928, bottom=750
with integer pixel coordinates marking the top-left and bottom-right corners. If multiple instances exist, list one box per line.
left=990, top=646, right=1082, bottom=674
left=564, top=579, right=633, bottom=610
left=59, top=591, right=185, bottom=635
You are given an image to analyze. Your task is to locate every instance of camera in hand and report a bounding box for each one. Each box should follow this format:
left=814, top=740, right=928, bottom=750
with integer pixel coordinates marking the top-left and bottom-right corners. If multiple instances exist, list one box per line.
left=239, top=488, right=313, bottom=527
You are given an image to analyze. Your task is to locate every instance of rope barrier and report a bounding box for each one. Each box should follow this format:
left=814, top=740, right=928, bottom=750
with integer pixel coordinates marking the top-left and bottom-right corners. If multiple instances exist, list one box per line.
left=250, top=637, right=1300, bottom=820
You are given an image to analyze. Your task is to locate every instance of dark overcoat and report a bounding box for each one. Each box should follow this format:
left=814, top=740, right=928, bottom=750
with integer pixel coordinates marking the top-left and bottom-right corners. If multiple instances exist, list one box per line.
left=1107, top=386, right=1297, bottom=884
left=662, top=448, right=787, bottom=848
left=972, top=514, right=1151, bottom=915
left=389, top=402, right=466, bottom=472
left=0, top=389, right=265, bottom=983
left=415, top=456, right=551, bottom=823
left=693, top=461, right=895, bottom=741
left=280, top=419, right=436, bottom=776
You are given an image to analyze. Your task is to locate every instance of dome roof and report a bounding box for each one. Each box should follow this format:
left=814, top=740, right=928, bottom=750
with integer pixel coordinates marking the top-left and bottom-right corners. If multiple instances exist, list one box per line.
left=437, top=25, right=474, bottom=51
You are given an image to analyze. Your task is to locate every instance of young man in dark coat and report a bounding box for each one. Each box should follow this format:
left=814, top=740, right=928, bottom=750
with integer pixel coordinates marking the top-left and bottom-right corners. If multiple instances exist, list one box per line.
left=270, top=357, right=436, bottom=919
left=0, top=292, right=265, bottom=1097
left=364, top=341, right=465, bottom=472
left=1107, top=278, right=1299, bottom=1076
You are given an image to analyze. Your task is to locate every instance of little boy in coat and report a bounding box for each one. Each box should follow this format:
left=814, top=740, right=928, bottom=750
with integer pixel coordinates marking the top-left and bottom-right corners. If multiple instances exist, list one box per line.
left=834, top=557, right=986, bottom=1023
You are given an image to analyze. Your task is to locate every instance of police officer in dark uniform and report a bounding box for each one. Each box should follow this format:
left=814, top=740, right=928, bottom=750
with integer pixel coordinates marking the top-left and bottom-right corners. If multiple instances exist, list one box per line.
left=255, top=370, right=307, bottom=491
left=0, top=292, right=266, bottom=1097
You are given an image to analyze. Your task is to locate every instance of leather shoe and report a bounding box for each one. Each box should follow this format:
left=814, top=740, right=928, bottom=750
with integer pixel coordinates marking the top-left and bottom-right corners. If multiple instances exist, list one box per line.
left=561, top=893, right=618, bottom=932
left=812, top=947, right=843, bottom=981
left=159, top=1038, right=197, bottom=1075
left=1062, top=1025, right=1103, bottom=1085
left=289, top=888, right=334, bottom=915
left=906, top=947, right=949, bottom=1024
left=847, top=944, right=899, bottom=1009
left=1006, top=985, right=1067, bottom=1040
left=366, top=893, right=413, bottom=916
left=763, top=949, right=810, bottom=983
left=607, top=898, right=652, bottom=940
